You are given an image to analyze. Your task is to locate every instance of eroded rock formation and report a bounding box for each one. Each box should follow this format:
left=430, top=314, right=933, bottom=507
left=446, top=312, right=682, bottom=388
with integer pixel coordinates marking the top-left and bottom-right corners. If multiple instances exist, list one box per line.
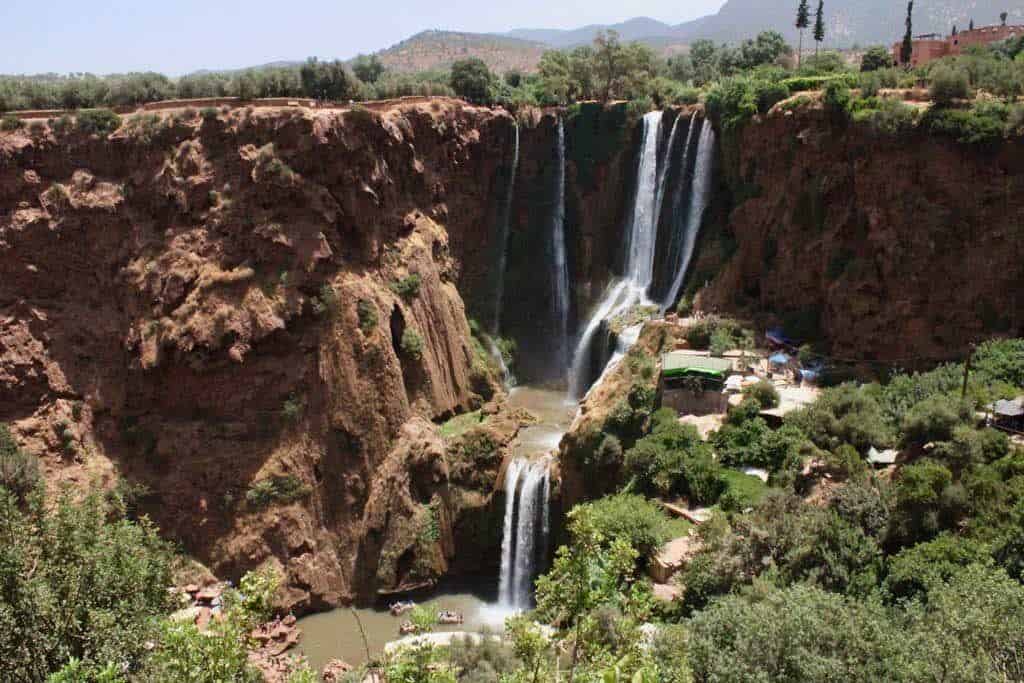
left=0, top=100, right=521, bottom=611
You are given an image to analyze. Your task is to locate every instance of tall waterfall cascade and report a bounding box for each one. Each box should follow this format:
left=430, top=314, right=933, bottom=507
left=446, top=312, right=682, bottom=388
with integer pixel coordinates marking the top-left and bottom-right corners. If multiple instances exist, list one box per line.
left=569, top=111, right=664, bottom=398
left=550, top=119, right=571, bottom=375
left=663, top=119, right=716, bottom=312
left=569, top=112, right=716, bottom=398
left=498, top=457, right=552, bottom=609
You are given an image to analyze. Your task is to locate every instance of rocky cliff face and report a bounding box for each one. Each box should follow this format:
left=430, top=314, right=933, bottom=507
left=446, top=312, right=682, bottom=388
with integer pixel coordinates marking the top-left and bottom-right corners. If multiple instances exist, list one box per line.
left=0, top=100, right=525, bottom=611
left=697, top=108, right=1024, bottom=363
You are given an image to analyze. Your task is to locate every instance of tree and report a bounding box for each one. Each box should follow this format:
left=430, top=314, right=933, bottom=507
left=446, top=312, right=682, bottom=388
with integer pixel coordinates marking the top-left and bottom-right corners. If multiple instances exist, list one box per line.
left=689, top=39, right=721, bottom=85
left=351, top=54, right=385, bottom=84
left=814, top=0, right=826, bottom=56
left=449, top=57, right=494, bottom=104
left=902, top=2, right=915, bottom=67
left=969, top=19, right=975, bottom=31
left=796, top=0, right=811, bottom=67
left=1001, top=12, right=1009, bottom=26
left=300, top=58, right=356, bottom=101
left=593, top=30, right=626, bottom=102
left=952, top=25, right=958, bottom=35
left=861, top=46, right=894, bottom=71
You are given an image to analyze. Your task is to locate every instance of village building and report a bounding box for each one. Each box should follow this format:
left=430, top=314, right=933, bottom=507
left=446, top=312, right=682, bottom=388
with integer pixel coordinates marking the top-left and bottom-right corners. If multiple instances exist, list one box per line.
left=893, top=23, right=1022, bottom=67
left=658, top=352, right=733, bottom=416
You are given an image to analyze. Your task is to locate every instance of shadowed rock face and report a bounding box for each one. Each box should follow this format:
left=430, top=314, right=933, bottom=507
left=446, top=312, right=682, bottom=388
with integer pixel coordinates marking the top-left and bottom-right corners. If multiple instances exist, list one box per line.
left=692, top=108, right=1024, bottom=364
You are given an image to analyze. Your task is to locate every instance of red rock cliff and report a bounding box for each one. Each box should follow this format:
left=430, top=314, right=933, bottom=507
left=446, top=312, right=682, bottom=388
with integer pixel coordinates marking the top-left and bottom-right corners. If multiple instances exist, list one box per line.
left=698, top=108, right=1024, bottom=362
left=0, top=100, right=518, bottom=610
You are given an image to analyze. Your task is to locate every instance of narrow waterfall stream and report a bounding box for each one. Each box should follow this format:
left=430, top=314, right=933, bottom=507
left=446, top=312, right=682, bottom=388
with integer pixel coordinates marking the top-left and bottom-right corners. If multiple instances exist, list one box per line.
left=492, top=121, right=519, bottom=337
left=550, top=118, right=571, bottom=374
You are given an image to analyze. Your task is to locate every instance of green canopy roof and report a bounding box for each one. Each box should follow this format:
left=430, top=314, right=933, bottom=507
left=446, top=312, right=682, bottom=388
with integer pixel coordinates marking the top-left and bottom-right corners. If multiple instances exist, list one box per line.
left=661, top=353, right=733, bottom=380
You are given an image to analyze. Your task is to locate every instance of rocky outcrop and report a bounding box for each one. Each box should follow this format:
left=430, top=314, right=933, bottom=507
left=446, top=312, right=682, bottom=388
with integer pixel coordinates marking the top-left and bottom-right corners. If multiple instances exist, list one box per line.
left=0, top=100, right=519, bottom=611
left=696, top=107, right=1024, bottom=362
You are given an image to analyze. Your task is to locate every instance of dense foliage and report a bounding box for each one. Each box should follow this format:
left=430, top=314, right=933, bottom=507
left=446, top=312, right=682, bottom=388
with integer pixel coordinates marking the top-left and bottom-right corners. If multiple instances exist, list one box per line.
left=384, top=336, right=1024, bottom=681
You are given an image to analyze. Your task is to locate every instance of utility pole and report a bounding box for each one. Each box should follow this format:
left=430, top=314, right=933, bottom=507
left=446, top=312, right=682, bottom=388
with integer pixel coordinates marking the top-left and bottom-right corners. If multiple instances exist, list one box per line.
left=961, top=343, right=975, bottom=400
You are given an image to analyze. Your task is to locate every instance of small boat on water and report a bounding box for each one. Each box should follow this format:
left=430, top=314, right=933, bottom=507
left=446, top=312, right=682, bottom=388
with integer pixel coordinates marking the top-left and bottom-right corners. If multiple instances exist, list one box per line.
left=389, top=600, right=415, bottom=617
left=437, top=610, right=463, bottom=625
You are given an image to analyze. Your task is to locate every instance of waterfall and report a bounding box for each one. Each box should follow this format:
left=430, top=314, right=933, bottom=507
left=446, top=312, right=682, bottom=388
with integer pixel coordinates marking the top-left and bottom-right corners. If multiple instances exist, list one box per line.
left=497, top=459, right=524, bottom=605
left=653, top=114, right=683, bottom=238
left=624, top=111, right=664, bottom=292
left=498, top=457, right=551, bottom=609
left=663, top=119, right=716, bottom=313
left=492, top=121, right=519, bottom=337
left=550, top=119, right=571, bottom=374
left=658, top=115, right=699, bottom=299
left=568, top=111, right=664, bottom=398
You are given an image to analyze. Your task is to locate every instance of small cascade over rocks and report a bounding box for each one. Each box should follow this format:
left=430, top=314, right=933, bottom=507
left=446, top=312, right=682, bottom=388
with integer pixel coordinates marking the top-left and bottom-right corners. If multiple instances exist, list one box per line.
left=663, top=118, right=716, bottom=312
left=498, top=457, right=552, bottom=609
left=569, top=111, right=664, bottom=398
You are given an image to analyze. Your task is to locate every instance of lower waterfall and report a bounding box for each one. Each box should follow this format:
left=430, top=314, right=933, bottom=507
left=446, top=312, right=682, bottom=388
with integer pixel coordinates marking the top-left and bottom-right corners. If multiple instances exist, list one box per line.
left=498, top=457, right=552, bottom=609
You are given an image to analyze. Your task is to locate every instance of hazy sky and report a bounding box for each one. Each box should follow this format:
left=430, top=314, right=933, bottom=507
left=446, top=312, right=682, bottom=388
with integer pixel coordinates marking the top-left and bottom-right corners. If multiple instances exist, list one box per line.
left=2, top=0, right=727, bottom=75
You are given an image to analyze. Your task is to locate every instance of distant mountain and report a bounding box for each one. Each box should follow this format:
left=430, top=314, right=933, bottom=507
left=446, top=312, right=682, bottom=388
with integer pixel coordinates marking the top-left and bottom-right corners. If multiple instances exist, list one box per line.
left=374, top=30, right=547, bottom=74
left=505, top=17, right=678, bottom=48
left=287, top=3, right=1023, bottom=78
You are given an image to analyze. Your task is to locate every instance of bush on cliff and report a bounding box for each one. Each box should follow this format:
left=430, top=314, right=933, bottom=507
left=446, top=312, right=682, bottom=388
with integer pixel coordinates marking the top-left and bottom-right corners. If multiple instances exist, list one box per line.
left=0, top=486, right=172, bottom=680
left=928, top=65, right=971, bottom=107
left=0, top=424, right=40, bottom=503
left=75, top=108, right=122, bottom=136
left=401, top=328, right=425, bottom=359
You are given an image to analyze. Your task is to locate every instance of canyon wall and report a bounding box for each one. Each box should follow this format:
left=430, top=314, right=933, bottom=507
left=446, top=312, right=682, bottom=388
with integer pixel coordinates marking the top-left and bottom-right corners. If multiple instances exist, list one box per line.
left=0, top=100, right=524, bottom=611
left=695, top=107, right=1024, bottom=363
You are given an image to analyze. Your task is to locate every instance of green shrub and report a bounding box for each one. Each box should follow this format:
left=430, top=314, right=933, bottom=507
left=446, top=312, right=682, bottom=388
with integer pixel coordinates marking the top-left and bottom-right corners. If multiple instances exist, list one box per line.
left=143, top=618, right=260, bottom=683
left=922, top=103, right=1008, bottom=144
left=281, top=394, right=303, bottom=422
left=390, top=273, right=422, bottom=299
left=928, top=65, right=970, bottom=106
left=742, top=380, right=780, bottom=409
left=75, top=108, right=121, bottom=136
left=356, top=299, right=378, bottom=332
left=705, top=77, right=757, bottom=130
left=0, top=487, right=172, bottom=679
left=401, top=328, right=425, bottom=359
left=200, top=106, right=218, bottom=121
left=1, top=113, right=24, bottom=131
left=823, top=82, right=852, bottom=123
left=900, top=394, right=972, bottom=448
left=579, top=493, right=672, bottom=561
left=754, top=81, right=790, bottom=114
left=852, top=97, right=919, bottom=135
left=311, top=283, right=339, bottom=317
left=860, top=46, right=894, bottom=72
left=780, top=73, right=858, bottom=92
left=245, top=474, right=310, bottom=509
left=786, top=384, right=894, bottom=453
left=0, top=424, right=39, bottom=503
left=884, top=533, right=990, bottom=601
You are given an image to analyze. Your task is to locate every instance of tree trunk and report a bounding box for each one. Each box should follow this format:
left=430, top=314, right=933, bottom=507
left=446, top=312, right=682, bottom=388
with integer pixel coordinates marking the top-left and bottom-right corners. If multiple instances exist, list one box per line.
left=798, top=31, right=804, bottom=68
